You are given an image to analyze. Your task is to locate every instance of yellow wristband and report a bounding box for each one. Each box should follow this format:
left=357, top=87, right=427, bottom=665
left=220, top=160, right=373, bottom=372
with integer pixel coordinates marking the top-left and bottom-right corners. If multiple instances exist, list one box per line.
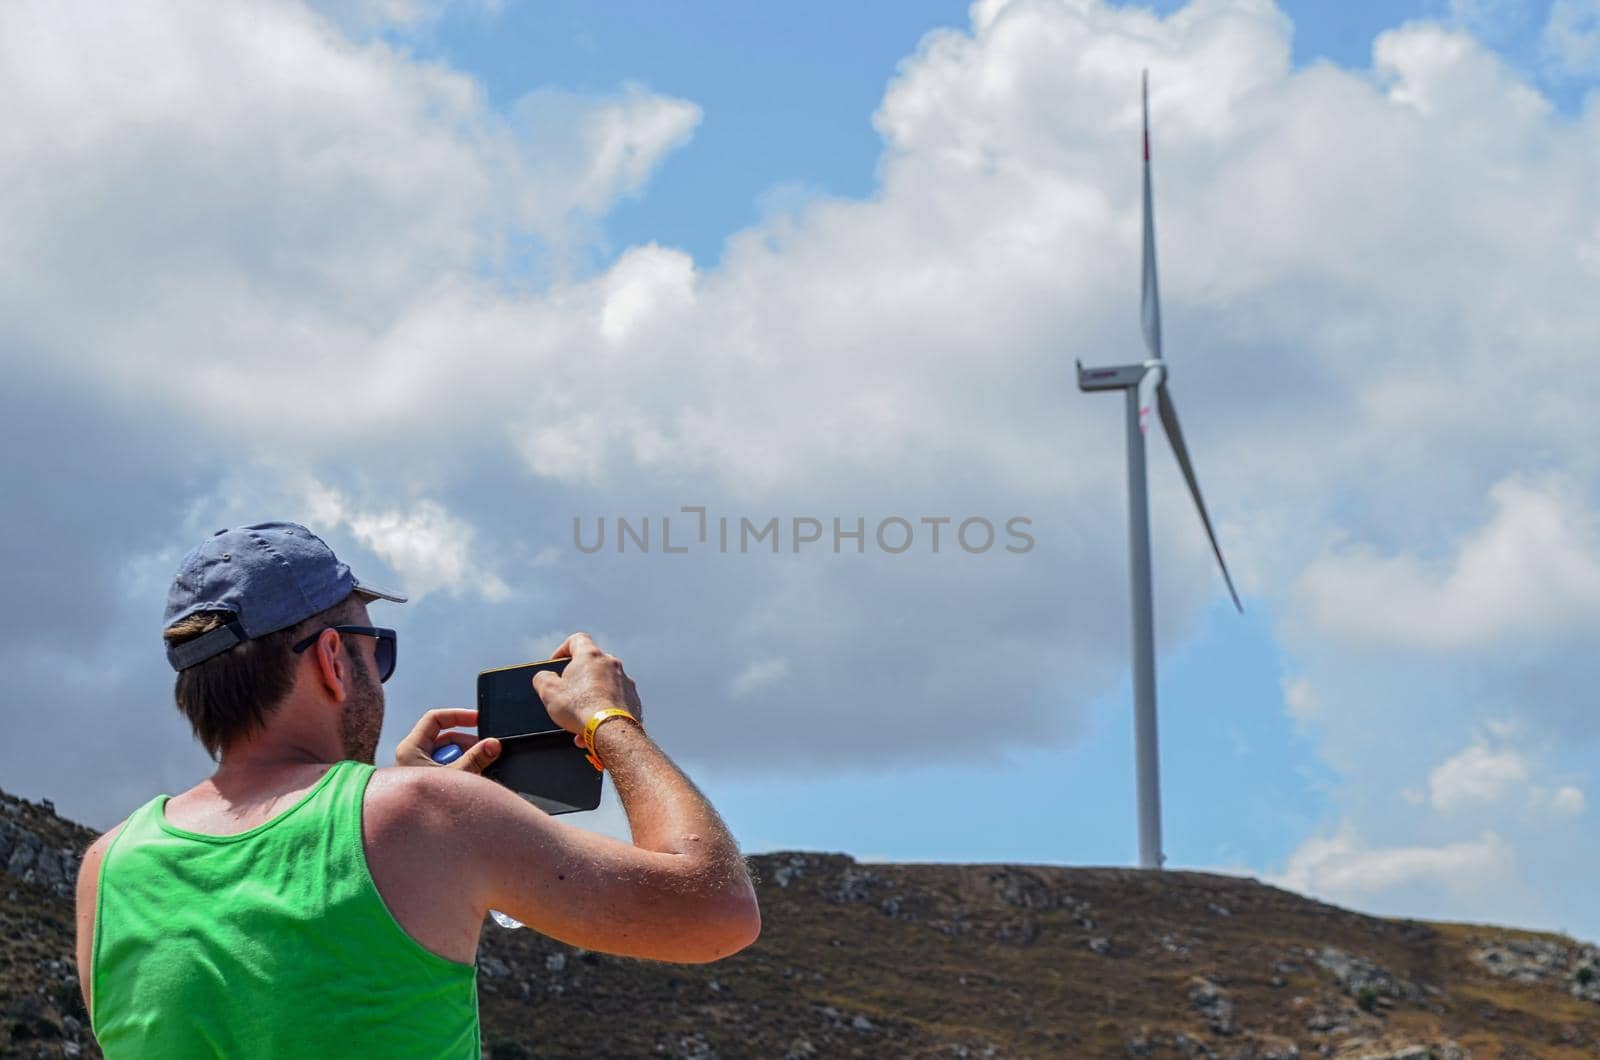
left=582, top=708, right=637, bottom=772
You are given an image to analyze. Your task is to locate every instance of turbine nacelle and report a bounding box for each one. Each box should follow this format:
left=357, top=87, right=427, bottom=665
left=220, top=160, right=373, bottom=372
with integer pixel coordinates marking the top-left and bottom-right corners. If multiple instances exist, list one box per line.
left=1073, top=358, right=1161, bottom=392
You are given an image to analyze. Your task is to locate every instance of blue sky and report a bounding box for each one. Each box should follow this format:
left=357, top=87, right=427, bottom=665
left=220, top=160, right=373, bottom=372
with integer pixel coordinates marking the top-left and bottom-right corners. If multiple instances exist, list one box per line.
left=396, top=0, right=1597, bottom=910
left=4, top=0, right=1599, bottom=941
left=406, top=0, right=1592, bottom=269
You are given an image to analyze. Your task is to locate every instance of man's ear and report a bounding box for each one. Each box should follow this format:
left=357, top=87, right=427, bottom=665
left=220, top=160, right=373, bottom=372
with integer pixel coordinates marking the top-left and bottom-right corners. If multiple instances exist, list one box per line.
left=309, top=629, right=351, bottom=704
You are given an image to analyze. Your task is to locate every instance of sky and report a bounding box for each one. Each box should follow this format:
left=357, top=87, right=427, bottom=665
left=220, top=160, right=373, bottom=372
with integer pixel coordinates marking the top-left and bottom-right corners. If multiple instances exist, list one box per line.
left=3, top=0, right=1598, bottom=941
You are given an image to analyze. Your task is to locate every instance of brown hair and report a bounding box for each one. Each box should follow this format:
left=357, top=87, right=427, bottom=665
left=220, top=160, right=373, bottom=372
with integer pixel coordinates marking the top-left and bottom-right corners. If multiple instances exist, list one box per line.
left=164, top=594, right=363, bottom=760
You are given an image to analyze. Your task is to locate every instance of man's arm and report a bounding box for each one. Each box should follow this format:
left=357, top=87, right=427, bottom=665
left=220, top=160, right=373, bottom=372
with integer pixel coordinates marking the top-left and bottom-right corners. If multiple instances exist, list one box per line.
left=411, top=634, right=759, bottom=964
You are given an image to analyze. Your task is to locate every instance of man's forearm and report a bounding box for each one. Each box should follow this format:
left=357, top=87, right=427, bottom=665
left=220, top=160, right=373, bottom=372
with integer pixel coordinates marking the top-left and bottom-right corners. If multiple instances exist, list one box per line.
left=593, top=719, right=748, bottom=887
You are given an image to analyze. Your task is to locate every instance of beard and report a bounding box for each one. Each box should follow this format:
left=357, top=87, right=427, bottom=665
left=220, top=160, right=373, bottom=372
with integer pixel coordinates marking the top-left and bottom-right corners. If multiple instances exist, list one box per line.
left=338, top=650, right=385, bottom=764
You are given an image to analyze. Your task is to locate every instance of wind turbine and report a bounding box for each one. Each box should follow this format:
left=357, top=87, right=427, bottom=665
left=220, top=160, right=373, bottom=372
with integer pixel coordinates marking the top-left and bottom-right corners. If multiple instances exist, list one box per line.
left=1076, top=71, right=1242, bottom=870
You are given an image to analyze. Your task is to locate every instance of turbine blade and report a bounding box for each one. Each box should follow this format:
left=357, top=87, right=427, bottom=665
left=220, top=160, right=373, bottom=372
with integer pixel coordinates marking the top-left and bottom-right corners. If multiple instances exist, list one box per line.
left=1157, top=385, right=1242, bottom=612
left=1141, top=69, right=1161, bottom=362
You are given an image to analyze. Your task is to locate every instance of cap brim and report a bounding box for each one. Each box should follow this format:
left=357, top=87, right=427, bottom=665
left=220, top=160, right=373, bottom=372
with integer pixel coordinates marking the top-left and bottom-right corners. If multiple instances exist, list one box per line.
left=353, top=580, right=408, bottom=605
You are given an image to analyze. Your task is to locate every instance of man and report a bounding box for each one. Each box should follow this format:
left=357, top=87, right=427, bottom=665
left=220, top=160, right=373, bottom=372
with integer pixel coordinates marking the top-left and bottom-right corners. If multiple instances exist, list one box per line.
left=74, top=521, right=760, bottom=1057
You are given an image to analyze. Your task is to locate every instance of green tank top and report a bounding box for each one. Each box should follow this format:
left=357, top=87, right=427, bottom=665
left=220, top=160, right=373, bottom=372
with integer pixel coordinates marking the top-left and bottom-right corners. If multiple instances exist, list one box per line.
left=90, top=759, right=480, bottom=1058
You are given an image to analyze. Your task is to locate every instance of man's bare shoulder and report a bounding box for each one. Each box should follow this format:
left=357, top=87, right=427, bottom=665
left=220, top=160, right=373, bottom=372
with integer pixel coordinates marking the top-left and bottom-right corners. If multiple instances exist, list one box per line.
left=76, top=818, right=129, bottom=1016
left=76, top=819, right=128, bottom=906
left=361, top=765, right=515, bottom=839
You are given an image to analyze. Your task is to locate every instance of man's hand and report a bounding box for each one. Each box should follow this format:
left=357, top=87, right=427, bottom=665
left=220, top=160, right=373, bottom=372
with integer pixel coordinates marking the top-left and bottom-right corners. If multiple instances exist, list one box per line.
left=395, top=708, right=501, bottom=774
left=534, top=632, right=644, bottom=748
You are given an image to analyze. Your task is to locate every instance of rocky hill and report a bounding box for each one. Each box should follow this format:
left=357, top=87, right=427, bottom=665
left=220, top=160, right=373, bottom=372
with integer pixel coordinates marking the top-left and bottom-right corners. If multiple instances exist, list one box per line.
left=5, top=785, right=1600, bottom=1058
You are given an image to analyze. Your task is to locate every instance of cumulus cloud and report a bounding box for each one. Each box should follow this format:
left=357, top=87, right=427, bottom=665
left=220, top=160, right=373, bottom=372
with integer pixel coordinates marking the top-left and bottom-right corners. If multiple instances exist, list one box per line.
left=512, top=87, right=703, bottom=226
left=306, top=482, right=511, bottom=602
left=0, top=0, right=701, bottom=439
left=311, top=0, right=504, bottom=34
left=1541, top=0, right=1600, bottom=77
left=1281, top=675, right=1319, bottom=723
left=1293, top=475, right=1600, bottom=653
left=1550, top=785, right=1587, bottom=816
left=1422, top=732, right=1588, bottom=819
left=1272, top=824, right=1520, bottom=912
left=5, top=0, right=1600, bottom=941
left=729, top=658, right=790, bottom=700
left=1427, top=740, right=1531, bottom=813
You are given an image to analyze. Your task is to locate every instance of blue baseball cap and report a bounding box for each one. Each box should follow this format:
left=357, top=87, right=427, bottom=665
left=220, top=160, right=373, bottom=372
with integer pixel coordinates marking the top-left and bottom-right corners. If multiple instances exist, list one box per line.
left=163, top=521, right=406, bottom=672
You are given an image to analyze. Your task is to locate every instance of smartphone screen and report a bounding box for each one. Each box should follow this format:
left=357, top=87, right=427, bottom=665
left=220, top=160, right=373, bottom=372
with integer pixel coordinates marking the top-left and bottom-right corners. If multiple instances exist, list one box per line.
left=477, top=658, right=570, bottom=739
left=484, top=730, right=602, bottom=815
left=477, top=658, right=603, bottom=815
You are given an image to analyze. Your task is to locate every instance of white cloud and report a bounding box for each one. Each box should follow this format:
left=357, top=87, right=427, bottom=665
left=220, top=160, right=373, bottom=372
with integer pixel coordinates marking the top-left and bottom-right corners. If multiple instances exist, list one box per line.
left=1282, top=676, right=1319, bottom=723
left=306, top=481, right=510, bottom=602
left=1375, top=22, right=1549, bottom=123
left=1273, top=824, right=1516, bottom=906
left=1422, top=733, right=1589, bottom=822
left=0, top=0, right=700, bottom=433
left=1550, top=785, right=1587, bottom=816
left=1427, top=741, right=1530, bottom=813
left=311, top=0, right=504, bottom=34
left=509, top=86, right=702, bottom=256
left=599, top=244, right=697, bottom=346
left=1293, top=475, right=1600, bottom=653
left=1541, top=0, right=1600, bottom=77
left=729, top=657, right=790, bottom=700
left=1449, top=0, right=1536, bottom=42
left=7, top=0, right=1600, bottom=939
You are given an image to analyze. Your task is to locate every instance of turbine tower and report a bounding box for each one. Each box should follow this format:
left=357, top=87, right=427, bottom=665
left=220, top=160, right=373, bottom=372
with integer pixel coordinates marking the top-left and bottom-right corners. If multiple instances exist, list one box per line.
left=1076, top=71, right=1243, bottom=870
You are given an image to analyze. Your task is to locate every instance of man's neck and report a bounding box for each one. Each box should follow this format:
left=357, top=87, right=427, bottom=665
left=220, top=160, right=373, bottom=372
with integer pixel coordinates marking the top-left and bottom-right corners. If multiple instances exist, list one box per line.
left=213, top=743, right=333, bottom=783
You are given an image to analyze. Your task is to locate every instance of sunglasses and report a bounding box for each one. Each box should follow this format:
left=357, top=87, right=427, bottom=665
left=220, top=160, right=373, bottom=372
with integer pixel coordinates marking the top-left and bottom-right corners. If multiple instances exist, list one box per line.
left=291, top=625, right=398, bottom=683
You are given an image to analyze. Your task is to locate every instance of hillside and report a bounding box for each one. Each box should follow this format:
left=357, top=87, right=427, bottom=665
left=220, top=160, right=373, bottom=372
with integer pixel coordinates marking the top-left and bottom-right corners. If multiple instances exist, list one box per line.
left=4, top=786, right=1599, bottom=1058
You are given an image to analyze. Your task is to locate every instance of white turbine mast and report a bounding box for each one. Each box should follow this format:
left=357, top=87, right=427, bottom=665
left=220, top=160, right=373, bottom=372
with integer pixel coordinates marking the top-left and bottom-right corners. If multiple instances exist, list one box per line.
left=1075, top=71, right=1243, bottom=870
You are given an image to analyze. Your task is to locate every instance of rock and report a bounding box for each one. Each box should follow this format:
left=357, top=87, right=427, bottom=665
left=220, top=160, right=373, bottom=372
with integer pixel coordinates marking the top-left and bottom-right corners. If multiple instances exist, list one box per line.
left=662, top=1031, right=717, bottom=1059
left=851, top=1015, right=874, bottom=1031
left=545, top=953, right=566, bottom=972
left=1124, top=1032, right=1219, bottom=1058
left=828, top=866, right=882, bottom=903
left=994, top=918, right=1041, bottom=946
left=1188, top=977, right=1236, bottom=1036
left=772, top=854, right=818, bottom=889
left=1472, top=933, right=1597, bottom=994
left=6, top=827, right=41, bottom=876
left=1160, top=933, right=1193, bottom=956
left=481, top=956, right=511, bottom=979
left=1172, top=1031, right=1214, bottom=1057
left=1311, top=947, right=1423, bottom=1004
left=987, top=868, right=1055, bottom=910
left=1243, top=1037, right=1299, bottom=1059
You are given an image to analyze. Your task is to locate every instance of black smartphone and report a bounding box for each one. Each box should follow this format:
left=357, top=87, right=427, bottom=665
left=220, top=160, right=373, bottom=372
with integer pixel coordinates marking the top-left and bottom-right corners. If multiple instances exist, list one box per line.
left=484, top=730, right=603, bottom=815
left=478, top=658, right=570, bottom=739
left=477, top=659, right=602, bottom=815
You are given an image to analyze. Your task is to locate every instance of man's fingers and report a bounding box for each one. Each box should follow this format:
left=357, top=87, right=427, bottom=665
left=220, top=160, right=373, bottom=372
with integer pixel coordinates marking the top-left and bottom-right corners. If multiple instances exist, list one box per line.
left=451, top=737, right=501, bottom=775
left=549, top=631, right=603, bottom=660
left=405, top=707, right=478, bottom=742
left=532, top=669, right=562, bottom=695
